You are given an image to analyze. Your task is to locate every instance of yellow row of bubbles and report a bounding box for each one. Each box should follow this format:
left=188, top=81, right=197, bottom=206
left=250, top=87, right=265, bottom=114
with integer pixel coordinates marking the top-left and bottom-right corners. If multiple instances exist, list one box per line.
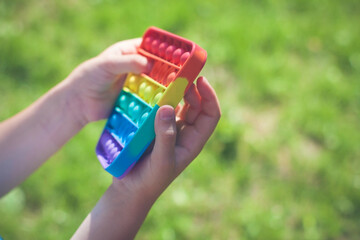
left=124, top=73, right=166, bottom=107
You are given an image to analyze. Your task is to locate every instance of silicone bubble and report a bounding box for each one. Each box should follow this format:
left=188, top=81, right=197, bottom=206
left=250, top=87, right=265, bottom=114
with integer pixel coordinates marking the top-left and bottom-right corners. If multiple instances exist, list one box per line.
left=157, top=65, right=169, bottom=85
left=166, top=72, right=176, bottom=85
left=108, top=143, right=115, bottom=150
left=165, top=45, right=176, bottom=61
left=128, top=101, right=136, bottom=115
left=144, top=85, right=154, bottom=101
left=152, top=92, right=163, bottom=105
left=180, top=52, right=190, bottom=66
left=151, top=39, right=161, bottom=55
left=128, top=75, right=138, bottom=92
left=119, top=95, right=128, bottom=111
left=161, top=68, right=172, bottom=86
left=128, top=102, right=140, bottom=121
left=172, top=48, right=184, bottom=65
left=158, top=42, right=169, bottom=58
left=110, top=114, right=118, bottom=128
left=139, top=112, right=149, bottom=125
left=143, top=36, right=153, bottom=51
left=110, top=147, right=118, bottom=155
left=138, top=82, right=147, bottom=98
left=132, top=105, right=142, bottom=121
left=105, top=139, right=112, bottom=147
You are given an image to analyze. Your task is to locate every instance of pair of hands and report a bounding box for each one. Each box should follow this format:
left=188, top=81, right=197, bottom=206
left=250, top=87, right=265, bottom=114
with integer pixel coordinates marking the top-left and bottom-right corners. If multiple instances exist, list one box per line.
left=0, top=37, right=220, bottom=239
left=67, top=38, right=221, bottom=201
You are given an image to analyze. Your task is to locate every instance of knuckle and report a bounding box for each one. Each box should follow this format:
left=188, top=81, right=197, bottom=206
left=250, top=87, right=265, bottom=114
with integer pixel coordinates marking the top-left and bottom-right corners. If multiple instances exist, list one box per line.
left=158, top=126, right=176, bottom=143
left=163, top=128, right=176, bottom=138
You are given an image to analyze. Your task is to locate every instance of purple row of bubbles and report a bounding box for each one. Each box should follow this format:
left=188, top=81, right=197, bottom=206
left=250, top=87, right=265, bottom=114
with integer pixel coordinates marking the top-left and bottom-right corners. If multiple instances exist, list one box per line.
left=104, top=139, right=120, bottom=164
left=99, top=130, right=122, bottom=165
left=143, top=35, right=191, bottom=66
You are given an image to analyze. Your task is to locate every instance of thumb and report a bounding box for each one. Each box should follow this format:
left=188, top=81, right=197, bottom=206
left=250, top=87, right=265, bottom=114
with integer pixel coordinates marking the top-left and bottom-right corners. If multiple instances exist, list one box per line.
left=150, top=105, right=177, bottom=174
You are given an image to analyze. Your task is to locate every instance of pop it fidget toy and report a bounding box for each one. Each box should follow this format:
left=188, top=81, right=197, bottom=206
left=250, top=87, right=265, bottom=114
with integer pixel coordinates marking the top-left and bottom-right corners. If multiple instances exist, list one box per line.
left=96, top=27, right=207, bottom=178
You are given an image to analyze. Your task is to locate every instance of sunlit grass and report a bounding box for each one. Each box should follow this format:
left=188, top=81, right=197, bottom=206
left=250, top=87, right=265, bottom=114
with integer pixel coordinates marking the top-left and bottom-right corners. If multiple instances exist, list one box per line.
left=1, top=0, right=360, bottom=239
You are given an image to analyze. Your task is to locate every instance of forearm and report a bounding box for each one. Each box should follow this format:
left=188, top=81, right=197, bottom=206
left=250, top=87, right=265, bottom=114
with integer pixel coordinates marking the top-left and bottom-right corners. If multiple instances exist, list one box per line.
left=72, top=184, right=154, bottom=240
left=0, top=80, right=85, bottom=196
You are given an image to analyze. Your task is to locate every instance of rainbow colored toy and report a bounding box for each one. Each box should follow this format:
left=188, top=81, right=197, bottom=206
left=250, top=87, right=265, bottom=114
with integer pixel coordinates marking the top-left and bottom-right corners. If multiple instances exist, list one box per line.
left=95, top=27, right=207, bottom=178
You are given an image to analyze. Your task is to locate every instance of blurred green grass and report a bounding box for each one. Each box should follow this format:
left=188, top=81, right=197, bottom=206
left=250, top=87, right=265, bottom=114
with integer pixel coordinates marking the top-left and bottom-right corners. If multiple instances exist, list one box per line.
left=1, top=0, right=360, bottom=239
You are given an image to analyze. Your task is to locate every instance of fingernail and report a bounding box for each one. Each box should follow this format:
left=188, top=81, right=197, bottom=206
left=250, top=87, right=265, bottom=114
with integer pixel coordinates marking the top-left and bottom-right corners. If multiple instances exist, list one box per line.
left=160, top=106, right=175, bottom=121
left=198, top=76, right=207, bottom=83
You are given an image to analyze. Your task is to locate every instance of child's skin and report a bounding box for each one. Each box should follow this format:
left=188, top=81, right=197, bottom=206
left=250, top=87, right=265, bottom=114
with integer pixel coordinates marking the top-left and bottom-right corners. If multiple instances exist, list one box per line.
left=0, top=38, right=221, bottom=239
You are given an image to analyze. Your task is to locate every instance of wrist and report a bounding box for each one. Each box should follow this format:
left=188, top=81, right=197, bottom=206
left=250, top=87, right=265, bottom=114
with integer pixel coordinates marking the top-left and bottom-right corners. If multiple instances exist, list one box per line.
left=57, top=79, right=89, bottom=128
left=36, top=81, right=87, bottom=150
left=73, top=182, right=156, bottom=240
left=109, top=180, right=157, bottom=208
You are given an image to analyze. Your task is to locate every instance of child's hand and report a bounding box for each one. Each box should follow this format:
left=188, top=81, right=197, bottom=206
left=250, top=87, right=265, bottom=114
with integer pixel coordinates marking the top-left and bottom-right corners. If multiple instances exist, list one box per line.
left=112, top=76, right=221, bottom=201
left=65, top=38, right=149, bottom=125
left=72, top=67, right=220, bottom=240
left=0, top=39, right=149, bottom=197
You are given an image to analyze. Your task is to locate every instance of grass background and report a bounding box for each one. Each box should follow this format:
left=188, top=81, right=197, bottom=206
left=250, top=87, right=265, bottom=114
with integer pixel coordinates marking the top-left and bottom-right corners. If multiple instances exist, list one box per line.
left=1, top=0, right=360, bottom=239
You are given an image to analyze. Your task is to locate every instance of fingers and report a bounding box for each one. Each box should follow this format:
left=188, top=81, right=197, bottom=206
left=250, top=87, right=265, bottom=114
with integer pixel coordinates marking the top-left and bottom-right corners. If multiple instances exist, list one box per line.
left=177, top=83, right=202, bottom=124
left=150, top=106, right=177, bottom=175
left=174, top=104, right=182, bottom=115
left=111, top=74, right=128, bottom=94
left=98, top=54, right=149, bottom=76
left=196, top=76, right=221, bottom=118
left=100, top=38, right=142, bottom=56
left=96, top=38, right=151, bottom=77
left=193, top=76, right=221, bottom=136
left=118, top=38, right=142, bottom=54
left=177, top=76, right=220, bottom=126
left=175, top=76, right=221, bottom=162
